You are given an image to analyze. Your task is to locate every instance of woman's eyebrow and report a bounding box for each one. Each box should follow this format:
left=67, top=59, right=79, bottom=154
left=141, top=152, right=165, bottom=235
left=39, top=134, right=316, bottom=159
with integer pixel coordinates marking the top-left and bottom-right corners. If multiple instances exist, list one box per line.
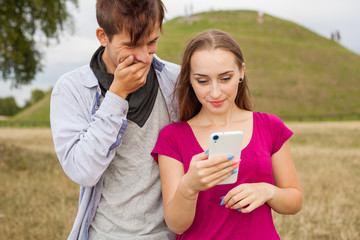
left=193, top=73, right=208, bottom=77
left=218, top=70, right=234, bottom=76
left=193, top=70, right=234, bottom=77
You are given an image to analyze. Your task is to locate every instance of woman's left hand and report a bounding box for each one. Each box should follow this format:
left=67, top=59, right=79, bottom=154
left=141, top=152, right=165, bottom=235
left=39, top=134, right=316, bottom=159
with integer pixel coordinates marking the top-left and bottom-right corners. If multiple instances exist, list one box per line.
left=222, top=182, right=275, bottom=213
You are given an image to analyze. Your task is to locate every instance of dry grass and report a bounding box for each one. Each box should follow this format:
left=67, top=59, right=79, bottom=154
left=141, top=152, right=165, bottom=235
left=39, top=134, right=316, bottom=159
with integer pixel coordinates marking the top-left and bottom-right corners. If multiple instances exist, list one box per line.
left=0, top=128, right=54, bottom=154
left=1, top=122, right=360, bottom=239
left=274, top=121, right=360, bottom=240
left=0, top=128, right=78, bottom=239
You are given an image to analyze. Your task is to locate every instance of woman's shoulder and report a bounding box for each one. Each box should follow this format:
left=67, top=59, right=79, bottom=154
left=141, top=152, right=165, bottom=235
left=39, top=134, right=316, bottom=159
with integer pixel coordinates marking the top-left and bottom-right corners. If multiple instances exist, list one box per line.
left=254, top=111, right=284, bottom=125
left=160, top=121, right=189, bottom=135
left=254, top=111, right=292, bottom=137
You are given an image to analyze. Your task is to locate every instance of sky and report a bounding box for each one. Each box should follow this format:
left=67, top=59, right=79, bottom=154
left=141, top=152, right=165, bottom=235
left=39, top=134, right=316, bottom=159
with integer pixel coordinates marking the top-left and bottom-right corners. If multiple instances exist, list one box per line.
left=1, top=0, right=359, bottom=107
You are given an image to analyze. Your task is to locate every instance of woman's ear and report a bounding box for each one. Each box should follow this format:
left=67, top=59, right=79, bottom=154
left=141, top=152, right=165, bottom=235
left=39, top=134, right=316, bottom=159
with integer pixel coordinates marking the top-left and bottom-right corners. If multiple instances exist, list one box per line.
left=96, top=27, right=109, bottom=47
left=241, top=63, right=246, bottom=78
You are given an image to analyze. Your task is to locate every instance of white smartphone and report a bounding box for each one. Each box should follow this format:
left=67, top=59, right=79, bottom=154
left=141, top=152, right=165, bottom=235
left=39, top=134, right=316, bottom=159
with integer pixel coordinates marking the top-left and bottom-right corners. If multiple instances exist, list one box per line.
left=208, top=131, right=244, bottom=185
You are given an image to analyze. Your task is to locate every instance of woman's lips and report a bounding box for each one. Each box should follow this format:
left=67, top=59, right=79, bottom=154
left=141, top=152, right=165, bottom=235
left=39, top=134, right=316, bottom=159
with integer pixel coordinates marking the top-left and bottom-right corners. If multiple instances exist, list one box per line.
left=209, top=100, right=225, bottom=107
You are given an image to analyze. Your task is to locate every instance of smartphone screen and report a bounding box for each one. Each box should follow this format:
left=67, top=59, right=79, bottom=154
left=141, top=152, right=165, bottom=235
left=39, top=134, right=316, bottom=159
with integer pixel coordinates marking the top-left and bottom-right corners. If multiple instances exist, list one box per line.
left=208, top=131, right=243, bottom=185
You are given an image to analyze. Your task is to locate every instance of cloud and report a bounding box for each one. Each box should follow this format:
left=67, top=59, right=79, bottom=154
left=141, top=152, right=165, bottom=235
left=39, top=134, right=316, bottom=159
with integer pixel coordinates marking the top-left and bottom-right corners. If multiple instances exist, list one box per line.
left=44, top=35, right=99, bottom=66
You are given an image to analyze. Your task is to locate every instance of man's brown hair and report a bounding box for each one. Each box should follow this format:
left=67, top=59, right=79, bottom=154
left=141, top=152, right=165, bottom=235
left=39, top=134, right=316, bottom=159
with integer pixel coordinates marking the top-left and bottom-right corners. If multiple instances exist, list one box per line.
left=96, top=0, right=165, bottom=43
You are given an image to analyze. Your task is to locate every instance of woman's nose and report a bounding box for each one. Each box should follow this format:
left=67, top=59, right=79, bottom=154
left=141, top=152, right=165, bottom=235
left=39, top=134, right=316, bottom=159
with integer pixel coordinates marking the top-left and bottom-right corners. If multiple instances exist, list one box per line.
left=209, top=82, right=221, bottom=98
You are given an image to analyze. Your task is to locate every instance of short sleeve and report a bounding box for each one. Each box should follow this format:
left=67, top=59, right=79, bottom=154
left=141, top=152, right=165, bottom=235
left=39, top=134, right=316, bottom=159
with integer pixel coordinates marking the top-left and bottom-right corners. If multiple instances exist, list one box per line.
left=267, top=114, right=293, bottom=155
left=151, top=124, right=182, bottom=163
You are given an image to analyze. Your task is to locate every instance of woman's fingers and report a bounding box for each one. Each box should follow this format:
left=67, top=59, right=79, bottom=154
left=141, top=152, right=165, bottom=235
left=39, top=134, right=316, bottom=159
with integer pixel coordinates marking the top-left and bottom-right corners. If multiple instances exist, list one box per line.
left=187, top=151, right=241, bottom=191
left=199, top=163, right=238, bottom=188
left=222, top=183, right=271, bottom=213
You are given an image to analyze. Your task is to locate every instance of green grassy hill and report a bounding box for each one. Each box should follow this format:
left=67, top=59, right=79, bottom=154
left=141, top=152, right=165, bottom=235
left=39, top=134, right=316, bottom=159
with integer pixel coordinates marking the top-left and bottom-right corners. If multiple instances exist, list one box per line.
left=156, top=10, right=360, bottom=117
left=11, top=90, right=51, bottom=122
left=11, top=10, right=360, bottom=122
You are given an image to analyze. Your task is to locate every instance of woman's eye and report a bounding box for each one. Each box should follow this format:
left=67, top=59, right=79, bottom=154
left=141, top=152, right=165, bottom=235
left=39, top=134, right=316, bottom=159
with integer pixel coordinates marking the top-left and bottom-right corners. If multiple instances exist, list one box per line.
left=221, top=76, right=232, bottom=81
left=197, top=79, right=209, bottom=84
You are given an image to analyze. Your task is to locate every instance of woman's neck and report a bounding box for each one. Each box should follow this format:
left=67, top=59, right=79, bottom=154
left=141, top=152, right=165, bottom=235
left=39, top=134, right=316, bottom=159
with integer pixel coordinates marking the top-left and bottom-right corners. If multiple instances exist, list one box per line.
left=189, top=105, right=246, bottom=128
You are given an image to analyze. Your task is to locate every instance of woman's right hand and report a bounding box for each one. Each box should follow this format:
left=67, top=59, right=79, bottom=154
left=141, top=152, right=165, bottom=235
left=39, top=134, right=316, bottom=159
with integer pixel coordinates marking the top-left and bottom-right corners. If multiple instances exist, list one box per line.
left=179, top=151, right=240, bottom=199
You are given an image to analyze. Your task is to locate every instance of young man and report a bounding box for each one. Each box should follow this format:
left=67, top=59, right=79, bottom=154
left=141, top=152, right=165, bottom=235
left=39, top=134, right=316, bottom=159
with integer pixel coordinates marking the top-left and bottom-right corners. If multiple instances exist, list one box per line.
left=50, top=1, right=180, bottom=239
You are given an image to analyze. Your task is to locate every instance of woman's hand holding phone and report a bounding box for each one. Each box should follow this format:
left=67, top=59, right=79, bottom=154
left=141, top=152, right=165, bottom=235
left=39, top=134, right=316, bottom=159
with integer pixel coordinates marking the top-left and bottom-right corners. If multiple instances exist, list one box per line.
left=179, top=151, right=240, bottom=199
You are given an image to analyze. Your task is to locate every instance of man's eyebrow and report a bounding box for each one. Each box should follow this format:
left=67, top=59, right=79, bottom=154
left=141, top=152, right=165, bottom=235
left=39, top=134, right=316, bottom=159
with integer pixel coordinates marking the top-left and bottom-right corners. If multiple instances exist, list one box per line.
left=122, top=41, right=136, bottom=47
left=122, top=36, right=159, bottom=47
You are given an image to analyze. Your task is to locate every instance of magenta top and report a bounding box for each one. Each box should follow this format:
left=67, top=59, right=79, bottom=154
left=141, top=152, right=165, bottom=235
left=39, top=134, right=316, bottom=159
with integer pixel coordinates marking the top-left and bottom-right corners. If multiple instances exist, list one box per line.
left=152, top=112, right=293, bottom=240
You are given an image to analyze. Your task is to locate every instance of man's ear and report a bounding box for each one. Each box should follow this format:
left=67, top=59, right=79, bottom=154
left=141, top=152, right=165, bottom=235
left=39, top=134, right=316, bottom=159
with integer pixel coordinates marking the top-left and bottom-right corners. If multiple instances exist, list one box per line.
left=96, top=27, right=109, bottom=47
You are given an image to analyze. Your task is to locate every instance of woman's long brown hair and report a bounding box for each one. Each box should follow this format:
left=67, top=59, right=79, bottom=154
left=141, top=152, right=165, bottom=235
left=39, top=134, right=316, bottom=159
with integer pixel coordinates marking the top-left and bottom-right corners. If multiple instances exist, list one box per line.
left=175, top=29, right=254, bottom=121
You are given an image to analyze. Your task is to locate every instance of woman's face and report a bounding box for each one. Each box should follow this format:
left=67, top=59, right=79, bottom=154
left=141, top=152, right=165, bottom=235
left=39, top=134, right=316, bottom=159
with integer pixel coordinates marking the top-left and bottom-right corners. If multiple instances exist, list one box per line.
left=190, top=48, right=244, bottom=115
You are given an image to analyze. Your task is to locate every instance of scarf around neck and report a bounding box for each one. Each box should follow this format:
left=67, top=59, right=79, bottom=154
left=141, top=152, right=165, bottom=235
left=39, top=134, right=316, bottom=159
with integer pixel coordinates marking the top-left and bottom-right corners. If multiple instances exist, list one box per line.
left=90, top=46, right=159, bottom=127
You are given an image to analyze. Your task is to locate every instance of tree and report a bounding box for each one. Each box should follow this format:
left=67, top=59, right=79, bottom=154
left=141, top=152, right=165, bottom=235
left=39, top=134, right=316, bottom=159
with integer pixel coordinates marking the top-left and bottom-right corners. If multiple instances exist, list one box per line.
left=30, top=89, right=46, bottom=104
left=0, top=97, right=21, bottom=116
left=0, top=0, right=78, bottom=87
left=24, top=89, right=46, bottom=108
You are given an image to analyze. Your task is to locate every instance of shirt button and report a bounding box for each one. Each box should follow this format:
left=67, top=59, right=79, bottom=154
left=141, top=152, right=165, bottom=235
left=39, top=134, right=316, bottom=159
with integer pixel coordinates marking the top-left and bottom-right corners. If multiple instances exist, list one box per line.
left=95, top=106, right=99, bottom=110
left=118, top=135, right=122, bottom=139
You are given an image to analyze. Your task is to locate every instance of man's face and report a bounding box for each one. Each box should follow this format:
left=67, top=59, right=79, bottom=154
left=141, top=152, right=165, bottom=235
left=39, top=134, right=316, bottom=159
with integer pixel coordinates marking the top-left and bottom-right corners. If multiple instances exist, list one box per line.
left=102, top=25, right=160, bottom=74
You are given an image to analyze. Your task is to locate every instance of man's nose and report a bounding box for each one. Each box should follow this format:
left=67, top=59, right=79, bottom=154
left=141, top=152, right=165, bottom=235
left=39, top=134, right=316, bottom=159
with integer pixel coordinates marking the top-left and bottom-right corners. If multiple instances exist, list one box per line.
left=133, top=45, right=151, bottom=64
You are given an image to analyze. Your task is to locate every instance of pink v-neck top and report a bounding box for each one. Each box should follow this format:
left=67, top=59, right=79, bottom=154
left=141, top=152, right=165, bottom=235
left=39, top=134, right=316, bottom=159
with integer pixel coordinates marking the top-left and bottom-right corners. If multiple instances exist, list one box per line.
left=152, top=112, right=293, bottom=240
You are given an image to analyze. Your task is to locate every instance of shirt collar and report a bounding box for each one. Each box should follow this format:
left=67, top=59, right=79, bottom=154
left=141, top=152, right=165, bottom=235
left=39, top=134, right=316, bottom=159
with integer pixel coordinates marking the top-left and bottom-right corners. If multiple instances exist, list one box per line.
left=153, top=54, right=165, bottom=72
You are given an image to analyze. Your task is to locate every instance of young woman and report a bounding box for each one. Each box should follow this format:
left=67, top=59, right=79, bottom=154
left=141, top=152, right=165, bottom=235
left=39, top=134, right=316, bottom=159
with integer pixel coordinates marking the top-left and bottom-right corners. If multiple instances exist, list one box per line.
left=151, top=29, right=302, bottom=239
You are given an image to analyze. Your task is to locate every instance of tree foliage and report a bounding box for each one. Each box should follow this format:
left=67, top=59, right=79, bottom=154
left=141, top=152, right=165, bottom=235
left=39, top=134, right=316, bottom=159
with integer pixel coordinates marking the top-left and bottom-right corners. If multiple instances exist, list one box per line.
left=0, top=97, right=20, bottom=116
left=0, top=0, right=78, bottom=86
left=24, top=88, right=46, bottom=108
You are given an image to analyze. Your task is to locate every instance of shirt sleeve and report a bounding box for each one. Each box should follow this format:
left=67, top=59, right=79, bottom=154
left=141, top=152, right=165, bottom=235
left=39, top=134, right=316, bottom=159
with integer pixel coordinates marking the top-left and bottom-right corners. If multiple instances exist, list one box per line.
left=151, top=124, right=182, bottom=163
left=268, top=114, right=293, bottom=155
left=50, top=74, right=129, bottom=188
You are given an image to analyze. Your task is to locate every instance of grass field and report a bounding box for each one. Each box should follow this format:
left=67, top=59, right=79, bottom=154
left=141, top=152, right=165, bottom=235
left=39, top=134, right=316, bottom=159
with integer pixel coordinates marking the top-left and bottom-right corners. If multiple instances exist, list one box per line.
left=0, top=121, right=360, bottom=239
